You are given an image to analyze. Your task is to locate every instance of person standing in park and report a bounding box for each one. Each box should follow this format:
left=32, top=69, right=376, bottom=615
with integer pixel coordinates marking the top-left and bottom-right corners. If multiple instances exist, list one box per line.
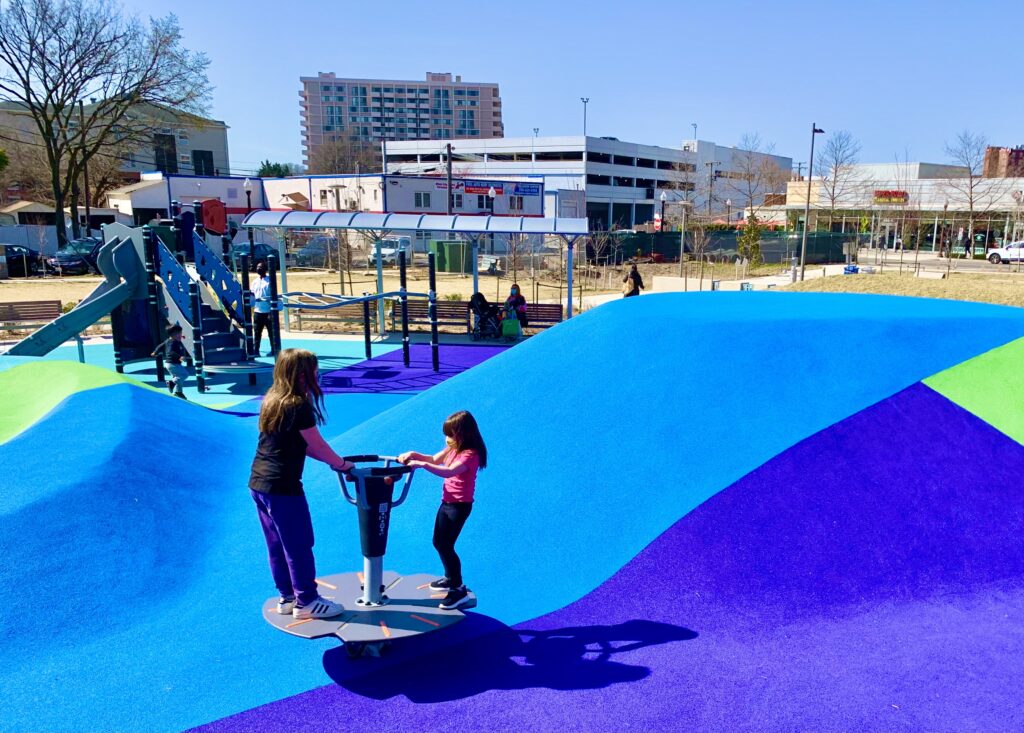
left=251, top=261, right=273, bottom=356
left=623, top=263, right=644, bottom=298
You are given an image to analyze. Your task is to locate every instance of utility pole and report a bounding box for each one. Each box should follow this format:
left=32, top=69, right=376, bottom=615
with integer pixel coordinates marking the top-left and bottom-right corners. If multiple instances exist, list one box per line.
left=794, top=161, right=806, bottom=180
left=78, top=100, right=91, bottom=236
left=446, top=142, right=454, bottom=215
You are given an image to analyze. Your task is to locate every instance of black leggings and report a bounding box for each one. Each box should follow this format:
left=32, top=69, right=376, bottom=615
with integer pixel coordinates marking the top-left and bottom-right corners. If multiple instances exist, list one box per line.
left=432, top=502, right=472, bottom=587
left=254, top=312, right=272, bottom=353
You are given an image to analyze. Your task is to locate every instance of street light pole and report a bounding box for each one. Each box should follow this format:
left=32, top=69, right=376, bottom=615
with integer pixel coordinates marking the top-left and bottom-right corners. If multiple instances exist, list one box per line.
left=580, top=97, right=589, bottom=137
left=798, top=123, right=825, bottom=281
left=78, top=100, right=91, bottom=236
left=244, top=177, right=254, bottom=267
left=705, top=161, right=720, bottom=215
left=659, top=191, right=667, bottom=231
left=726, top=198, right=732, bottom=225
left=691, top=122, right=697, bottom=140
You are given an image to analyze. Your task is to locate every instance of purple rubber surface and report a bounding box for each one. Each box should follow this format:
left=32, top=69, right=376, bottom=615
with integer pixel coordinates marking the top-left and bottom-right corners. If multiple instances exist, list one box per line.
left=319, top=344, right=507, bottom=394
left=194, top=383, right=1024, bottom=732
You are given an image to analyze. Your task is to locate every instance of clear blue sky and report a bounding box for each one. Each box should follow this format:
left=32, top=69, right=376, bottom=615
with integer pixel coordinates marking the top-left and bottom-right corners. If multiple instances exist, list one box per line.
left=121, top=0, right=1021, bottom=174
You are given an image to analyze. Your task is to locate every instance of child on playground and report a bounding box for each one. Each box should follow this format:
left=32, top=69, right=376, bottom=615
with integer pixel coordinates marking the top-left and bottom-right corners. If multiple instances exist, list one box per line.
left=249, top=348, right=355, bottom=619
left=152, top=324, right=190, bottom=400
left=399, top=410, right=487, bottom=610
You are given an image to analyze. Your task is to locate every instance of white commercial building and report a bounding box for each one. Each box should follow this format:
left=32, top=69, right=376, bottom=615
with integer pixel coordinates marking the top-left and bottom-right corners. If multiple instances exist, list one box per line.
left=763, top=162, right=1024, bottom=249
left=382, top=135, right=793, bottom=230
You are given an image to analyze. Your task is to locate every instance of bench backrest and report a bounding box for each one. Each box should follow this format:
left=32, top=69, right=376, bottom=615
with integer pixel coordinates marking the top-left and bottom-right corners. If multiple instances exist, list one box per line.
left=295, top=303, right=375, bottom=322
left=0, top=300, right=62, bottom=322
left=403, top=300, right=470, bottom=321
left=527, top=303, right=564, bottom=324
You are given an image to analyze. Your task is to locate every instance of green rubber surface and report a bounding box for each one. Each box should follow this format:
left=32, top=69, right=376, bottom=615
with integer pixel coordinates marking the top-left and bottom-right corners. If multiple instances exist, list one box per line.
left=0, top=361, right=157, bottom=444
left=924, top=336, right=1024, bottom=444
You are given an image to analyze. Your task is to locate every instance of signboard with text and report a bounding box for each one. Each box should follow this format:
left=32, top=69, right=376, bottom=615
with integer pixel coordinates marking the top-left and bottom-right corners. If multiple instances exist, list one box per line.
left=873, top=190, right=909, bottom=204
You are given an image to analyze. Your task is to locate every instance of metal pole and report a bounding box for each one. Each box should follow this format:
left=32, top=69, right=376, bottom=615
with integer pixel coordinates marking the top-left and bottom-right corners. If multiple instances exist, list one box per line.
left=190, top=280, right=206, bottom=392
left=246, top=189, right=255, bottom=268
left=428, top=252, right=439, bottom=373
left=267, top=255, right=281, bottom=357
left=78, top=100, right=91, bottom=236
left=471, top=234, right=480, bottom=296
left=566, top=237, right=575, bottom=318
left=799, top=123, right=822, bottom=281
left=362, top=296, right=372, bottom=360
left=239, top=254, right=255, bottom=360
left=581, top=97, right=589, bottom=136
left=277, top=239, right=291, bottom=332
left=446, top=143, right=453, bottom=215
left=142, top=225, right=165, bottom=383
left=399, top=250, right=410, bottom=367
left=374, top=237, right=385, bottom=336
left=678, top=206, right=687, bottom=276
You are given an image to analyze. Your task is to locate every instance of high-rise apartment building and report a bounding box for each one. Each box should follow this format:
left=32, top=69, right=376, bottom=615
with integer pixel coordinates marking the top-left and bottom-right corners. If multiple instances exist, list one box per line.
left=299, top=72, right=503, bottom=167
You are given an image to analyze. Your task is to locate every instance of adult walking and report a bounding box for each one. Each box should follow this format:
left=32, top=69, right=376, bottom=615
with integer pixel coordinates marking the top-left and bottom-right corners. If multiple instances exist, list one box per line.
left=622, top=263, right=644, bottom=298
left=252, top=261, right=273, bottom=356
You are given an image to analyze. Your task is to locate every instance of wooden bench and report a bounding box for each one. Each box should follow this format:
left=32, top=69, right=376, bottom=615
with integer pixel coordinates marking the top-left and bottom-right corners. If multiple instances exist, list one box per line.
left=0, top=300, right=62, bottom=331
left=391, top=300, right=471, bottom=333
left=293, top=303, right=378, bottom=332
left=523, top=303, right=563, bottom=331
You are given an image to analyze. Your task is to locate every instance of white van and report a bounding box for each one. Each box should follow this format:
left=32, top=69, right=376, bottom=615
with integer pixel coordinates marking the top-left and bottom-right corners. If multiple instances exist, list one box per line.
left=367, top=236, right=413, bottom=266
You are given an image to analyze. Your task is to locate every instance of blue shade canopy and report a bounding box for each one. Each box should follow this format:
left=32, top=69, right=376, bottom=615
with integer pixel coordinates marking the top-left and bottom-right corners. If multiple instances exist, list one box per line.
left=241, top=211, right=589, bottom=236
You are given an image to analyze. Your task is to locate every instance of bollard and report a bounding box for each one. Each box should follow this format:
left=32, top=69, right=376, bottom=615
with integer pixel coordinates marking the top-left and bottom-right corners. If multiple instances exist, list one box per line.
left=428, top=253, right=439, bottom=373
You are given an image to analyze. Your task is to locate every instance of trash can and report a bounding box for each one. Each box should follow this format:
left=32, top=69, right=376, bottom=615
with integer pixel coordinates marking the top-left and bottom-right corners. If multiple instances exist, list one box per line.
left=740, top=282, right=753, bottom=291
left=711, top=280, right=721, bottom=291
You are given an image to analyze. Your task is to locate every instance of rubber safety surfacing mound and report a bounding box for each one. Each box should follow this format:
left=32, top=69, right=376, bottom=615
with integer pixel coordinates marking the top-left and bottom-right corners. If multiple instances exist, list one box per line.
left=2, top=292, right=1024, bottom=733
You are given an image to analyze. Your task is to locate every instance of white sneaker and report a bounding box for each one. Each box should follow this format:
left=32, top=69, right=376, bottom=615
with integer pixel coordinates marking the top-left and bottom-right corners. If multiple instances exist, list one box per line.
left=292, top=596, right=343, bottom=619
left=276, top=596, right=295, bottom=615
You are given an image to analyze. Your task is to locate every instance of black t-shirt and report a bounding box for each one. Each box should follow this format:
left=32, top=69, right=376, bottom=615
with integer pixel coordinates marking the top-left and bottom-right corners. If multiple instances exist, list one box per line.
left=167, top=339, right=187, bottom=365
left=248, top=401, right=317, bottom=495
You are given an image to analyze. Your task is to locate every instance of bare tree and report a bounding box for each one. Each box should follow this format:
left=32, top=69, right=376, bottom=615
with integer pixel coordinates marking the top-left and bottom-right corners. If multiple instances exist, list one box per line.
left=0, top=0, right=211, bottom=245
left=944, top=130, right=1006, bottom=260
left=818, top=131, right=862, bottom=230
left=308, top=138, right=378, bottom=175
left=726, top=134, right=788, bottom=263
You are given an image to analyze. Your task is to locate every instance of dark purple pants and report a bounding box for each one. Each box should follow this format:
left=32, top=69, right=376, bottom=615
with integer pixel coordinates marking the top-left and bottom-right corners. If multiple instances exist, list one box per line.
left=251, top=490, right=319, bottom=606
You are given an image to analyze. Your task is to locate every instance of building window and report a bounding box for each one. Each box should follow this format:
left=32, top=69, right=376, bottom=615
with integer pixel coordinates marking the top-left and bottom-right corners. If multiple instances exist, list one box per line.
left=319, top=190, right=328, bottom=206
left=477, top=195, right=494, bottom=212
left=453, top=193, right=463, bottom=209
left=415, top=192, right=431, bottom=208
left=192, top=150, right=214, bottom=176
left=509, top=195, right=524, bottom=212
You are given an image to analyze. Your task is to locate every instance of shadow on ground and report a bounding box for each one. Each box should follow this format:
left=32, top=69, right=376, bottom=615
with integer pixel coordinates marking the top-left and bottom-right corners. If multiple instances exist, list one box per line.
left=324, top=615, right=697, bottom=703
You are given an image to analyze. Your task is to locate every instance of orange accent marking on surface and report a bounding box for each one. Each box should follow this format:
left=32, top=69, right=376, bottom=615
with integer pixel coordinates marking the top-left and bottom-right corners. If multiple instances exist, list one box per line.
left=379, top=621, right=392, bottom=638
left=416, top=583, right=431, bottom=590
left=315, top=578, right=338, bottom=590
left=357, top=572, right=365, bottom=584
left=410, top=614, right=441, bottom=627
left=285, top=618, right=316, bottom=629
left=430, top=593, right=446, bottom=599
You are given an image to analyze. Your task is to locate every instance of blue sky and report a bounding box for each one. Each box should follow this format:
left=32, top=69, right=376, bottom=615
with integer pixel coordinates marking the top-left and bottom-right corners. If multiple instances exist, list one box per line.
left=120, top=0, right=1020, bottom=174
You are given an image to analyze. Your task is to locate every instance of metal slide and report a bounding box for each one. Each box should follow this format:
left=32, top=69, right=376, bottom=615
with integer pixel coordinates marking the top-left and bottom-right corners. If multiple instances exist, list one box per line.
left=3, top=236, right=144, bottom=357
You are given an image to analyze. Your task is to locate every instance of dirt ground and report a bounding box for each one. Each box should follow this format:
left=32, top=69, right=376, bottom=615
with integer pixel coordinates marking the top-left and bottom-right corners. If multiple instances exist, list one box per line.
left=0, top=260, right=780, bottom=307
left=783, top=271, right=1024, bottom=307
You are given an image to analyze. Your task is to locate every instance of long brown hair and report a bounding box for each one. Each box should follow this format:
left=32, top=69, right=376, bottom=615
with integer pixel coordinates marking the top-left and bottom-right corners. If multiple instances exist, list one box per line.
left=259, top=349, right=325, bottom=433
left=443, top=410, right=487, bottom=468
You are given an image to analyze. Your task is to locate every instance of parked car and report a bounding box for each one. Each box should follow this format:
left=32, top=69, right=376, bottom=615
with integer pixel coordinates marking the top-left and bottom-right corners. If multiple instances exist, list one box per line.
left=293, top=236, right=336, bottom=268
left=366, top=237, right=413, bottom=267
left=3, top=244, right=44, bottom=277
left=230, top=241, right=280, bottom=271
left=987, top=241, right=1024, bottom=264
left=45, top=237, right=102, bottom=275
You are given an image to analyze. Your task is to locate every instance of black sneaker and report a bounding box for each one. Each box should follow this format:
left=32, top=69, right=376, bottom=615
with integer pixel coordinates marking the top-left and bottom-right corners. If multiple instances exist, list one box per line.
left=439, top=586, right=470, bottom=610
left=166, top=380, right=174, bottom=393
left=428, top=577, right=452, bottom=592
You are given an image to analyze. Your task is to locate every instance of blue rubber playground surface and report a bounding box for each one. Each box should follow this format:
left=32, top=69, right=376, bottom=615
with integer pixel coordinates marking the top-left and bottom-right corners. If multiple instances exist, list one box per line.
left=2, top=292, right=1024, bottom=732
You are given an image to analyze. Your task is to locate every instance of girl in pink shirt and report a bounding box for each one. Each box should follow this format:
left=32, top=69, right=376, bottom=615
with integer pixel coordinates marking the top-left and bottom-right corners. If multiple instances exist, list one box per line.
left=399, top=410, right=487, bottom=610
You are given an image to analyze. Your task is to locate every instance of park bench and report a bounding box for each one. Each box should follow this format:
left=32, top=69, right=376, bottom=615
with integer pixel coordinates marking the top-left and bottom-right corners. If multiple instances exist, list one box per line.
left=292, top=303, right=378, bottom=333
left=522, top=303, right=563, bottom=332
left=0, top=300, right=62, bottom=332
left=390, top=299, right=471, bottom=333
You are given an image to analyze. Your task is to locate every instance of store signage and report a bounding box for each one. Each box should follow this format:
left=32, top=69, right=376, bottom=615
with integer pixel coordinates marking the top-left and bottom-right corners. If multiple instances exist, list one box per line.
left=873, top=189, right=909, bottom=204
left=513, top=183, right=541, bottom=196
left=433, top=180, right=504, bottom=195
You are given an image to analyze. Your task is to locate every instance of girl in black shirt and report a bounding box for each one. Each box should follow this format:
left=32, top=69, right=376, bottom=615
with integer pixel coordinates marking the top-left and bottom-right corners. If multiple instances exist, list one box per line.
left=249, top=349, right=354, bottom=619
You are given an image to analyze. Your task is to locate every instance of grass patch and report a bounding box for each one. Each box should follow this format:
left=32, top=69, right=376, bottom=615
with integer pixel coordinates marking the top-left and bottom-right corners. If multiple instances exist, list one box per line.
left=782, top=271, right=1024, bottom=307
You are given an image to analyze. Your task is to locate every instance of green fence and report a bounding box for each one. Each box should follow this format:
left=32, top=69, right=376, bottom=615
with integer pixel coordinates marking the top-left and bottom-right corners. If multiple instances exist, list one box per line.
left=594, top=230, right=866, bottom=264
